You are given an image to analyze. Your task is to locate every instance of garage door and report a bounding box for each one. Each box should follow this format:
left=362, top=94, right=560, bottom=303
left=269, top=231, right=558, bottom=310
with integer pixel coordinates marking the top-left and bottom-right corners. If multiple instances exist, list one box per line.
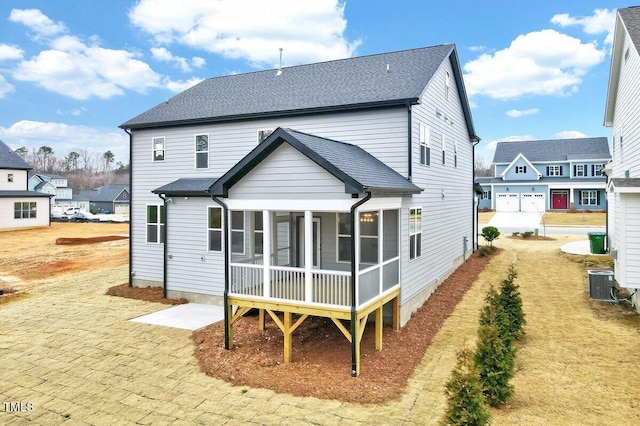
left=496, top=193, right=519, bottom=212
left=521, top=193, right=545, bottom=213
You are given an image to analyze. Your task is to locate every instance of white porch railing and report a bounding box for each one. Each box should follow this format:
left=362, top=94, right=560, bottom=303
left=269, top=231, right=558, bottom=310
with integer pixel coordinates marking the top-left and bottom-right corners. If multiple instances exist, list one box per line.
left=230, top=257, right=398, bottom=308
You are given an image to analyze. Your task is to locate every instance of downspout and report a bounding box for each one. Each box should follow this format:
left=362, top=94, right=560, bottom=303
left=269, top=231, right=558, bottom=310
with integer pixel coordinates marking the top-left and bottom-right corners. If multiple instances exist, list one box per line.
left=350, top=191, right=372, bottom=377
left=158, top=194, right=169, bottom=298
left=472, top=139, right=481, bottom=251
left=124, top=128, right=134, bottom=287
left=407, top=102, right=413, bottom=181
left=211, top=195, right=231, bottom=349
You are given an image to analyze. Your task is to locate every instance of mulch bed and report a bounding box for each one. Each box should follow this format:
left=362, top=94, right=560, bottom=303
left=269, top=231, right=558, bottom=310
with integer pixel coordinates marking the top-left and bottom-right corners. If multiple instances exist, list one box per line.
left=106, top=283, right=187, bottom=305
left=56, top=236, right=129, bottom=245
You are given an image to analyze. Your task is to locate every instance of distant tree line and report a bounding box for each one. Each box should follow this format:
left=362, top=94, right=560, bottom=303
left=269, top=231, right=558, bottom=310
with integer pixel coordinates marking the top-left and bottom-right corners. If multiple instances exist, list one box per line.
left=14, top=145, right=129, bottom=193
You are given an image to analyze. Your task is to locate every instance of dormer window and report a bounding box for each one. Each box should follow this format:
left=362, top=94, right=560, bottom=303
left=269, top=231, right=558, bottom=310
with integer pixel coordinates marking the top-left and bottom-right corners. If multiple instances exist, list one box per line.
left=515, top=166, right=527, bottom=174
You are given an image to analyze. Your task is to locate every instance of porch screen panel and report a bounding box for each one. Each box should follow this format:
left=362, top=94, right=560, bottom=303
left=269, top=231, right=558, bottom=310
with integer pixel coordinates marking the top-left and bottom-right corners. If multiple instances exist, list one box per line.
left=383, top=210, right=399, bottom=261
left=359, top=211, right=379, bottom=269
left=358, top=268, right=380, bottom=306
left=383, top=259, right=399, bottom=291
left=274, top=213, right=291, bottom=266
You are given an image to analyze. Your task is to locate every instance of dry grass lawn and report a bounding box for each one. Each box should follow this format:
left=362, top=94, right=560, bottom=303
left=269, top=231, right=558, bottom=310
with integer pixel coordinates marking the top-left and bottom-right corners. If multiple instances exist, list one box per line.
left=542, top=211, right=606, bottom=226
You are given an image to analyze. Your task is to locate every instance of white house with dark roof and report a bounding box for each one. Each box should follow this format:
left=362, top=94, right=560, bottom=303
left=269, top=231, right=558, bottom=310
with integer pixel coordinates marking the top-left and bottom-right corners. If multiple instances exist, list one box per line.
left=604, top=6, right=640, bottom=311
left=121, top=44, right=479, bottom=375
left=476, top=137, right=611, bottom=212
left=0, top=139, right=51, bottom=230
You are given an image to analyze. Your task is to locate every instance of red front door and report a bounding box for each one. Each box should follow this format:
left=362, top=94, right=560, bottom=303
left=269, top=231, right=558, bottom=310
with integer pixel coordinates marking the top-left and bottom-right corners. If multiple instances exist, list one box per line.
left=552, top=191, right=568, bottom=209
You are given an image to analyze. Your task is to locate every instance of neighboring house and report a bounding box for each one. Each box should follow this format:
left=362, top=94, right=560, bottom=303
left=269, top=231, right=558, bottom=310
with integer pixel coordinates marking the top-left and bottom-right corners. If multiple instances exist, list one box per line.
left=0, top=139, right=51, bottom=229
left=28, top=173, right=73, bottom=208
left=604, top=6, right=640, bottom=312
left=120, top=44, right=479, bottom=375
left=476, top=138, right=611, bottom=212
left=74, top=183, right=130, bottom=214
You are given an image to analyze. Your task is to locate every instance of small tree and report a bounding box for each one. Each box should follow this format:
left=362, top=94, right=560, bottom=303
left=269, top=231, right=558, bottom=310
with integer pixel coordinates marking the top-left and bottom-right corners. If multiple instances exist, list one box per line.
left=497, top=265, right=526, bottom=341
left=444, top=347, right=491, bottom=426
left=475, top=287, right=514, bottom=407
left=481, top=226, right=500, bottom=247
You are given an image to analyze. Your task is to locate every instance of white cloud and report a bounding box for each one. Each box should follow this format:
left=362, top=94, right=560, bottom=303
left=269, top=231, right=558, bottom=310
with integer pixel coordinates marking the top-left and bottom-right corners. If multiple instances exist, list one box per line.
left=464, top=29, right=605, bottom=99
left=9, top=8, right=67, bottom=39
left=191, top=56, right=206, bottom=68
left=469, top=45, right=487, bottom=52
left=163, top=76, right=205, bottom=93
left=0, top=120, right=129, bottom=164
left=129, top=0, right=361, bottom=67
left=506, top=108, right=539, bottom=118
left=555, top=130, right=587, bottom=139
left=151, top=47, right=193, bottom=72
left=551, top=9, right=615, bottom=44
left=0, top=75, right=15, bottom=98
left=57, top=107, right=87, bottom=116
left=0, top=44, right=24, bottom=61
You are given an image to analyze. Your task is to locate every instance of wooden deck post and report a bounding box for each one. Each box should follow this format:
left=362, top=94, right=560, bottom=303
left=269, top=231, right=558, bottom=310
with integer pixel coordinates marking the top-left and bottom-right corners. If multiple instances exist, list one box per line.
left=393, top=295, right=400, bottom=331
left=375, top=305, right=383, bottom=350
left=283, top=311, right=292, bottom=362
left=258, top=309, right=265, bottom=331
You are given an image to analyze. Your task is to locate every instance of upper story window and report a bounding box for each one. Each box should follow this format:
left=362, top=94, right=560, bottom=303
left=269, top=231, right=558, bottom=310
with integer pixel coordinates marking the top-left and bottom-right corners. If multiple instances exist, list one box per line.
left=547, top=165, right=562, bottom=176
left=152, top=137, right=165, bottom=162
left=7, top=173, right=13, bottom=183
left=515, top=165, right=527, bottom=174
left=574, top=164, right=586, bottom=177
left=453, top=141, right=458, bottom=168
left=419, top=123, right=430, bottom=166
left=593, top=164, right=605, bottom=177
left=445, top=71, right=450, bottom=101
left=195, top=134, right=209, bottom=169
left=258, top=128, right=275, bottom=144
left=481, top=190, right=491, bottom=200
left=441, top=135, right=446, bottom=165
left=146, top=205, right=165, bottom=243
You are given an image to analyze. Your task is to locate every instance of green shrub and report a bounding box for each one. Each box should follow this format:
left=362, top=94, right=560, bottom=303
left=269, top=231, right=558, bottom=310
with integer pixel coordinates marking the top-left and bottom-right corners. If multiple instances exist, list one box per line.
left=512, top=232, right=520, bottom=237
left=521, top=231, right=533, bottom=239
left=481, top=226, right=500, bottom=247
left=477, top=246, right=496, bottom=258
left=475, top=286, right=515, bottom=407
left=444, top=347, right=491, bottom=426
left=497, top=265, right=526, bottom=340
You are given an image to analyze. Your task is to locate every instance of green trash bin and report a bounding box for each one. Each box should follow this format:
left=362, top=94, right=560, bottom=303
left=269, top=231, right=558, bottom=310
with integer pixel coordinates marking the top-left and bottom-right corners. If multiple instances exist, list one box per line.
left=587, top=232, right=606, bottom=254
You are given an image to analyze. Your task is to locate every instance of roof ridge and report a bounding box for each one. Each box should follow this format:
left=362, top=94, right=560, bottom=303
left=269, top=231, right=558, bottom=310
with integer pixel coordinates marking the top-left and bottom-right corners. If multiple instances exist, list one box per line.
left=283, top=128, right=358, bottom=148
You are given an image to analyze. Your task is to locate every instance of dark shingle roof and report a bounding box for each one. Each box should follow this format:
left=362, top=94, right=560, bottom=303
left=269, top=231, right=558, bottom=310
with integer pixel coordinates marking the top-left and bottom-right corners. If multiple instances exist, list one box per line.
left=210, top=127, right=422, bottom=196
left=619, top=6, right=640, bottom=52
left=611, top=178, right=640, bottom=188
left=75, top=184, right=130, bottom=202
left=121, top=45, right=455, bottom=129
left=0, top=139, right=31, bottom=170
left=492, top=137, right=611, bottom=164
left=0, top=190, right=51, bottom=198
left=153, top=178, right=219, bottom=196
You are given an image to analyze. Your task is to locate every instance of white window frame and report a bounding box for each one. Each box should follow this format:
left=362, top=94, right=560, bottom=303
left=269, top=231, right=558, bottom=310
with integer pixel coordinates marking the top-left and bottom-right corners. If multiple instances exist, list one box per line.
left=482, top=190, right=491, bottom=200
left=207, top=206, right=223, bottom=252
left=359, top=211, right=379, bottom=265
left=419, top=123, right=430, bottom=166
left=253, top=211, right=264, bottom=256
left=575, top=164, right=586, bottom=177
left=195, top=134, right=209, bottom=169
left=409, top=207, right=422, bottom=261
left=445, top=71, right=450, bottom=101
left=152, top=137, right=165, bottom=162
left=594, top=164, right=605, bottom=177
left=336, top=212, right=351, bottom=263
left=441, top=134, right=446, bottom=165
left=548, top=165, right=561, bottom=176
left=231, top=211, right=245, bottom=255
left=453, top=140, right=458, bottom=168
left=14, top=202, right=36, bottom=219
left=146, top=204, right=165, bottom=244
left=257, top=128, right=275, bottom=144
left=515, top=165, right=526, bottom=174
left=580, top=190, right=598, bottom=206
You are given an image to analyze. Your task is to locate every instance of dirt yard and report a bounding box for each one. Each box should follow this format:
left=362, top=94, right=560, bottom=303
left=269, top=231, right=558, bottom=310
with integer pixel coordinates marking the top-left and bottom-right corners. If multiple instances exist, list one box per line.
left=0, top=223, right=129, bottom=296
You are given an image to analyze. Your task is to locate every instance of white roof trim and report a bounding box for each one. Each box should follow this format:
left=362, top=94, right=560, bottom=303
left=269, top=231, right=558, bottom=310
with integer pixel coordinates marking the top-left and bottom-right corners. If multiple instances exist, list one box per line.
left=499, top=153, right=542, bottom=180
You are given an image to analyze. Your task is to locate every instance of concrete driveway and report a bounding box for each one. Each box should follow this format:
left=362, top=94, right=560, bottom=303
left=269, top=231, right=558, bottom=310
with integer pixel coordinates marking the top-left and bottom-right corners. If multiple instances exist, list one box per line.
left=486, top=211, right=542, bottom=229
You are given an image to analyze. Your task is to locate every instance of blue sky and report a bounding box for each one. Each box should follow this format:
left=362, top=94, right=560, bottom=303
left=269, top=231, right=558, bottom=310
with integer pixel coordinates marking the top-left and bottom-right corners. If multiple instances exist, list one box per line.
left=0, top=0, right=625, bottom=166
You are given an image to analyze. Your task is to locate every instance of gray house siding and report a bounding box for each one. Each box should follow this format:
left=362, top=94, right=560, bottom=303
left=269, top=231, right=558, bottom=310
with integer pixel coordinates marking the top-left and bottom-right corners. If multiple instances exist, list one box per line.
left=229, top=143, right=353, bottom=200
left=130, top=108, right=407, bottom=288
left=400, top=57, right=474, bottom=318
left=165, top=197, right=225, bottom=301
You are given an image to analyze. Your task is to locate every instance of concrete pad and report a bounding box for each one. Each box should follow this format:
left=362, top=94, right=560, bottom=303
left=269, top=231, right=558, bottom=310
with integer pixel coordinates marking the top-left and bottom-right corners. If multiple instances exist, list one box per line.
left=130, top=303, right=224, bottom=330
left=488, top=212, right=542, bottom=228
left=561, top=239, right=607, bottom=256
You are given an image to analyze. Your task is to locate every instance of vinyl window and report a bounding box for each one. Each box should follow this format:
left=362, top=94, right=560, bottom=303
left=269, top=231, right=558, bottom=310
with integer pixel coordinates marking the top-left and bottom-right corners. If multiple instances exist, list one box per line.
left=146, top=205, right=165, bottom=243
left=195, top=134, right=209, bottom=169
left=547, top=165, right=562, bottom=176
left=409, top=208, right=422, bottom=260
left=580, top=190, right=599, bottom=206
left=337, top=213, right=351, bottom=262
left=14, top=202, right=36, bottom=219
left=575, top=164, right=586, bottom=177
left=231, top=211, right=245, bottom=254
left=445, top=71, right=450, bottom=101
left=254, top=212, right=264, bottom=255
left=419, top=123, right=430, bottom=166
left=515, top=166, right=527, bottom=174
left=152, top=137, right=165, bottom=162
left=208, top=207, right=222, bottom=252
left=441, top=135, right=446, bottom=165
left=359, top=212, right=378, bottom=265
